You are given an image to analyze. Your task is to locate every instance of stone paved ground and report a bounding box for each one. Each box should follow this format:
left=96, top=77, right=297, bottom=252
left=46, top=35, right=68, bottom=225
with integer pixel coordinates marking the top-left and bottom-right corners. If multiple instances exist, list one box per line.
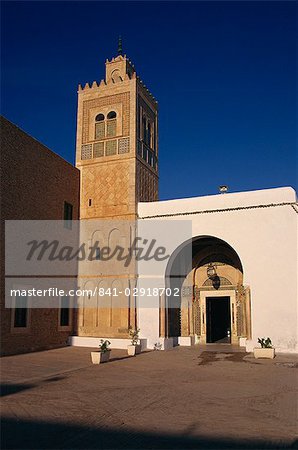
left=1, top=346, right=297, bottom=449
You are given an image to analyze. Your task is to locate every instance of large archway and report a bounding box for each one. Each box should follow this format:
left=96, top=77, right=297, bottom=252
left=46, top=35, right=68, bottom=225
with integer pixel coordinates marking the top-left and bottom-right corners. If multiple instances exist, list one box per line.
left=164, top=236, right=251, bottom=345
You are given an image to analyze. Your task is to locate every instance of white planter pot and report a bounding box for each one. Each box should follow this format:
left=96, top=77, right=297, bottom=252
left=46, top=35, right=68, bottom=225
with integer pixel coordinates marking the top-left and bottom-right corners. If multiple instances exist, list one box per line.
left=127, top=344, right=142, bottom=356
left=91, top=350, right=111, bottom=364
left=253, top=348, right=275, bottom=359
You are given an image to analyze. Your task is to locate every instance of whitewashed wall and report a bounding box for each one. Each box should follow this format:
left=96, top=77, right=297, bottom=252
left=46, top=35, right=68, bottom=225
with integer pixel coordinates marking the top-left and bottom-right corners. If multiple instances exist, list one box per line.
left=138, top=187, right=298, bottom=353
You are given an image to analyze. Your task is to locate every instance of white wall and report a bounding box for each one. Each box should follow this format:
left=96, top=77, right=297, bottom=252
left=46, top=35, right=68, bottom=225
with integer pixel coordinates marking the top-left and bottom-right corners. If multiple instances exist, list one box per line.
left=138, top=187, right=298, bottom=353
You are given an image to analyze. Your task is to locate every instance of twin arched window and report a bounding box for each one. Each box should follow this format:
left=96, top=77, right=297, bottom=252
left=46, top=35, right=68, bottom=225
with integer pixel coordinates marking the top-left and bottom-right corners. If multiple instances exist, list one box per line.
left=95, top=113, right=105, bottom=122
left=107, top=111, right=116, bottom=120
left=95, top=111, right=117, bottom=139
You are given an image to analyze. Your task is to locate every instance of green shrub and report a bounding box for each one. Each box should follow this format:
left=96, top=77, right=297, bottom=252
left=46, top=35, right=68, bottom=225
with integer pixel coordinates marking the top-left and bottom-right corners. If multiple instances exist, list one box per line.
left=257, top=337, right=273, bottom=348
left=99, top=339, right=111, bottom=353
left=128, top=326, right=140, bottom=346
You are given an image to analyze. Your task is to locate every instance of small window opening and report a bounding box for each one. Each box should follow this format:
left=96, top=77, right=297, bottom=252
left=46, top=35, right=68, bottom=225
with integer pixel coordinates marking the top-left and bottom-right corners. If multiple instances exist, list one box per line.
left=107, top=111, right=117, bottom=119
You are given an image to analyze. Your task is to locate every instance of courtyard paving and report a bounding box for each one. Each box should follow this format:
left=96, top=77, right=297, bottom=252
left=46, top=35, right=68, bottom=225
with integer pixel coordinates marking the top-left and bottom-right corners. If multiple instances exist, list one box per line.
left=1, top=345, right=297, bottom=449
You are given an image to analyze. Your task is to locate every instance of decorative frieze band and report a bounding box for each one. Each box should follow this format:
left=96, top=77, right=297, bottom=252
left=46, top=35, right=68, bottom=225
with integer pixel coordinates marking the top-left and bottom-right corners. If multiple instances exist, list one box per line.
left=81, top=137, right=130, bottom=160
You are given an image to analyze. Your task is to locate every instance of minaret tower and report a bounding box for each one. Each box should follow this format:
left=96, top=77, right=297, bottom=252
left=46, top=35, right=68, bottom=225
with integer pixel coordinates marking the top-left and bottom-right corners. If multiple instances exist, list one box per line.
left=75, top=40, right=159, bottom=220
left=75, top=42, right=159, bottom=339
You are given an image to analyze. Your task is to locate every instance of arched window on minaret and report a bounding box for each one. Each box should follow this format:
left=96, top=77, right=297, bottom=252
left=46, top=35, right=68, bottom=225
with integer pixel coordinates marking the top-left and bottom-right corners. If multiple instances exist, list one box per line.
left=95, top=114, right=105, bottom=140
left=147, top=122, right=151, bottom=148
left=142, top=117, right=147, bottom=143
left=111, top=70, right=122, bottom=83
left=107, top=111, right=117, bottom=137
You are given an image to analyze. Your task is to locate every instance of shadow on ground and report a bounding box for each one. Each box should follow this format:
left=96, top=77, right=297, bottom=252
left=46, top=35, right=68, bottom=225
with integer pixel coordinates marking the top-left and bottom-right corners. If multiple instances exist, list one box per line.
left=0, top=384, right=35, bottom=397
left=1, top=376, right=68, bottom=398
left=197, top=352, right=298, bottom=368
left=1, top=417, right=296, bottom=450
left=197, top=352, right=252, bottom=366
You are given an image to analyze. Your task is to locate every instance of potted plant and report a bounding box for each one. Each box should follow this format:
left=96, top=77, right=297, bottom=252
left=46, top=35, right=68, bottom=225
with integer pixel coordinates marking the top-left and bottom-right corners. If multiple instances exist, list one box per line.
left=91, top=339, right=111, bottom=364
left=127, top=326, right=141, bottom=356
left=254, top=337, right=275, bottom=359
left=154, top=342, right=162, bottom=351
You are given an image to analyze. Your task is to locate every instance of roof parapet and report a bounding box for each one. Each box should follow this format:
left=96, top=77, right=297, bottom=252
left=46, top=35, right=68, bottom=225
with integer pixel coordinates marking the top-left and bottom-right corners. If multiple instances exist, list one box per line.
left=106, top=54, right=126, bottom=64
left=137, top=76, right=158, bottom=105
left=78, top=79, right=107, bottom=92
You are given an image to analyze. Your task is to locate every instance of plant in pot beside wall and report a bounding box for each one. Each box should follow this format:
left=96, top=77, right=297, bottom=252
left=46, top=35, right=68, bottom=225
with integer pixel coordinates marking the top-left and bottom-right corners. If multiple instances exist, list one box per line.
left=254, top=337, right=275, bottom=359
left=91, top=339, right=111, bottom=364
left=127, top=327, right=141, bottom=356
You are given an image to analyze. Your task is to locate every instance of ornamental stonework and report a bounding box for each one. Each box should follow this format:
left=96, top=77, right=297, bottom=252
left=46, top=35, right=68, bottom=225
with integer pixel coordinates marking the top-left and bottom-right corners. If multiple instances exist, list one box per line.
left=136, top=161, right=158, bottom=202
left=80, top=159, right=134, bottom=219
left=82, top=92, right=130, bottom=144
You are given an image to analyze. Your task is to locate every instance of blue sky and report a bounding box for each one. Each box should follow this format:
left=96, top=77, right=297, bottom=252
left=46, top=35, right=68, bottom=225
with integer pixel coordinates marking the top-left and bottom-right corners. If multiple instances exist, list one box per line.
left=1, top=1, right=296, bottom=199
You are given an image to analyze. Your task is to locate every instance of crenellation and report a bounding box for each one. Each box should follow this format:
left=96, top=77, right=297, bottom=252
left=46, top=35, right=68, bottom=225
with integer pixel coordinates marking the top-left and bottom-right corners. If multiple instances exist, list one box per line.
left=135, top=76, right=157, bottom=104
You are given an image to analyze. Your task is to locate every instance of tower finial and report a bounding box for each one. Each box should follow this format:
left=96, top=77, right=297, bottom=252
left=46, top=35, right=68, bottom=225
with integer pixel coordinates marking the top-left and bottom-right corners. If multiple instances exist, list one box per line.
left=118, top=35, right=123, bottom=55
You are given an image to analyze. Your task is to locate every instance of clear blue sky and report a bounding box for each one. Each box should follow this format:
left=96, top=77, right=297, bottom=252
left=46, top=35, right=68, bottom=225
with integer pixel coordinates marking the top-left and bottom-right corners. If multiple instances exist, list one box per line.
left=1, top=1, right=296, bottom=199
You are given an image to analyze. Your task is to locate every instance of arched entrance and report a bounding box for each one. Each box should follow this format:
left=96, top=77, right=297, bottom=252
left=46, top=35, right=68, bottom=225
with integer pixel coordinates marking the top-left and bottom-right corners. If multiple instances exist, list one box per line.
left=164, top=236, right=251, bottom=345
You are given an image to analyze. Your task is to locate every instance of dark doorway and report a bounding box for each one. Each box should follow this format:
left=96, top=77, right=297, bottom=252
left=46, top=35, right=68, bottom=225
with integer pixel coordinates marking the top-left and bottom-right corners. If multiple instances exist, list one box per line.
left=206, top=297, right=231, bottom=343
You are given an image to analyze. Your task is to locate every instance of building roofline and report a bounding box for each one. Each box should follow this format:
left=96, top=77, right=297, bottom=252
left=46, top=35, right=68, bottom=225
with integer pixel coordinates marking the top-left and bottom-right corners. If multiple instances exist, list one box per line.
left=139, top=201, right=298, bottom=219
left=138, top=186, right=297, bottom=218
left=0, top=115, right=78, bottom=172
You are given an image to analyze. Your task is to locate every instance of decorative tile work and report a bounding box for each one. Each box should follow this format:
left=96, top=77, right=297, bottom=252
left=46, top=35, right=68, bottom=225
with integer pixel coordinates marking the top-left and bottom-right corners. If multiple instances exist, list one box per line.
left=81, top=160, right=132, bottom=218
left=81, top=144, right=92, bottom=160
left=106, top=140, right=117, bottom=156
left=203, top=277, right=232, bottom=287
left=181, top=286, right=193, bottom=297
left=118, top=137, right=130, bottom=154
left=93, top=142, right=104, bottom=158
left=136, top=161, right=158, bottom=202
left=194, top=302, right=201, bottom=336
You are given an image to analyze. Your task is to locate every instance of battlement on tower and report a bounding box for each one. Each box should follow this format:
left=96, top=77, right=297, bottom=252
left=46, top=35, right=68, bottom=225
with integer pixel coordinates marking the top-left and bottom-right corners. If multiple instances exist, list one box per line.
left=78, top=53, right=157, bottom=105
